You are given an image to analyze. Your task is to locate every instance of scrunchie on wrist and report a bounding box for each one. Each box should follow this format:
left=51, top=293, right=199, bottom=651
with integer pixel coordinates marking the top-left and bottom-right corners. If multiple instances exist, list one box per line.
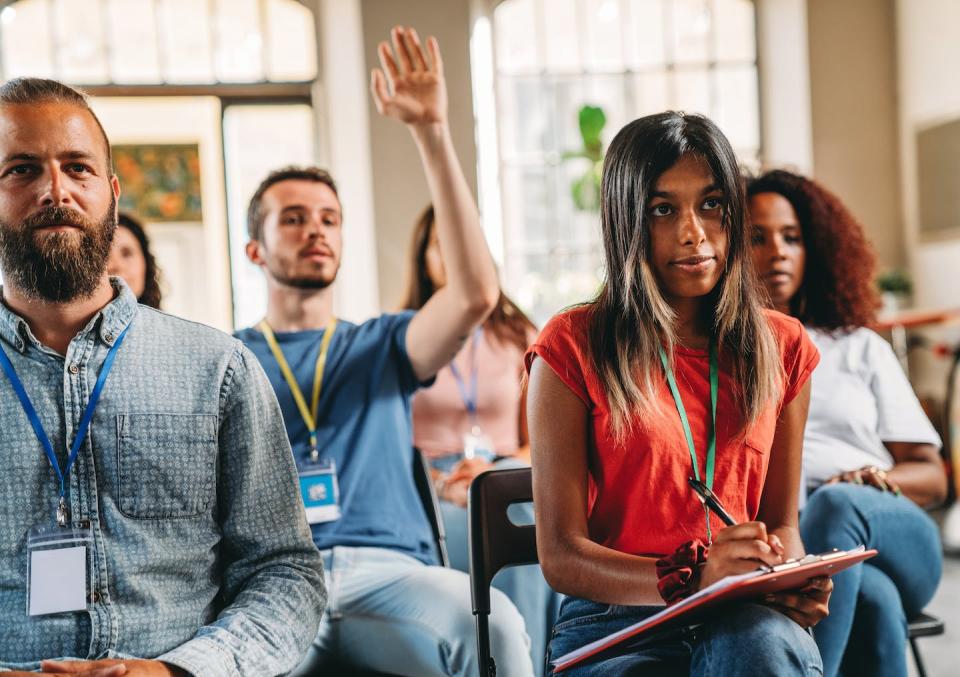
left=655, top=539, right=709, bottom=605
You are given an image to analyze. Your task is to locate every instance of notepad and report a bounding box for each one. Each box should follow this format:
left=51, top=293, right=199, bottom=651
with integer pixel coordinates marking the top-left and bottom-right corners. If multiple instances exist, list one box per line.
left=553, top=545, right=877, bottom=672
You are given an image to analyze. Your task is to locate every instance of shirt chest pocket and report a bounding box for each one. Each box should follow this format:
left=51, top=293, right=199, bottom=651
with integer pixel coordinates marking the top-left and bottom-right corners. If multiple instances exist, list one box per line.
left=117, top=413, right=218, bottom=519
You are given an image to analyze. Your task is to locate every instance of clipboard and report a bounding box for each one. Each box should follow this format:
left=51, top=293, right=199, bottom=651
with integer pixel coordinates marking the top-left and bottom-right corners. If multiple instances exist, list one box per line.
left=553, top=546, right=877, bottom=672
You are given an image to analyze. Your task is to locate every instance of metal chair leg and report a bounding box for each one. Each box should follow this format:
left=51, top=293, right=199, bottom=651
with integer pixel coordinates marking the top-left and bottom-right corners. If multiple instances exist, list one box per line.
left=910, top=637, right=928, bottom=677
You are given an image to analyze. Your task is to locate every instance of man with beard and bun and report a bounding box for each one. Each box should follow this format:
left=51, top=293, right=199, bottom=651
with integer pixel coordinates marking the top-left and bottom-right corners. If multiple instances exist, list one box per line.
left=0, top=78, right=325, bottom=676
left=235, top=26, right=533, bottom=677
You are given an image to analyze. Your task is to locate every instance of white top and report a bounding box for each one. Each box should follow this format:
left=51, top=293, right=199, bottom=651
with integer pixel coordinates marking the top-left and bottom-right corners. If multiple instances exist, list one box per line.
left=803, top=327, right=942, bottom=488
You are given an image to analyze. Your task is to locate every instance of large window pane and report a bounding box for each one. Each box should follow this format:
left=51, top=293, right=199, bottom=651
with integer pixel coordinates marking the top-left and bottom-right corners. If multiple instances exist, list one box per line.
left=543, top=0, right=580, bottom=71
left=670, top=0, right=710, bottom=64
left=107, top=0, right=161, bottom=83
left=223, top=105, right=316, bottom=329
left=54, top=0, right=108, bottom=83
left=584, top=0, right=624, bottom=71
left=1, top=0, right=55, bottom=79
left=634, top=71, right=670, bottom=115
left=714, top=0, right=755, bottom=62
left=266, top=0, right=317, bottom=81
left=158, top=0, right=214, bottom=82
left=497, top=77, right=548, bottom=160
left=494, top=0, right=538, bottom=74
left=214, top=0, right=263, bottom=82
left=626, top=0, right=666, bottom=68
left=487, top=0, right=760, bottom=325
left=673, top=67, right=711, bottom=115
left=714, top=64, right=759, bottom=150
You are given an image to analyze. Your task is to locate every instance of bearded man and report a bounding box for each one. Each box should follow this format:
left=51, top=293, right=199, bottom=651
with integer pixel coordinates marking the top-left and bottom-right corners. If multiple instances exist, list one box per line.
left=0, top=78, right=325, bottom=677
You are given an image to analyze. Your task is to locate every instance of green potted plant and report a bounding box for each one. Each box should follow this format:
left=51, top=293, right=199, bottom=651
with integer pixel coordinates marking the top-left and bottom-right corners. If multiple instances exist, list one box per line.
left=562, top=105, right=607, bottom=211
left=877, top=269, right=913, bottom=315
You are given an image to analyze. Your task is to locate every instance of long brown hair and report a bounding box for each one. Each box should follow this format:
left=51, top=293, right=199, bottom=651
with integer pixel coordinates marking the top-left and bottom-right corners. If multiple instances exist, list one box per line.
left=401, top=205, right=537, bottom=352
left=591, top=112, right=782, bottom=439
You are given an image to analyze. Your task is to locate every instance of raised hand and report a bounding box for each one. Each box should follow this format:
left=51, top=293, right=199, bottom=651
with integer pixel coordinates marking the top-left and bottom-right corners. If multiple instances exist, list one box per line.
left=370, top=26, right=447, bottom=127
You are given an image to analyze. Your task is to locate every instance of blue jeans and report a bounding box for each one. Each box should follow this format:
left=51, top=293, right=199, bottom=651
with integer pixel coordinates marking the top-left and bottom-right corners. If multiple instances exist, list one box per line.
left=800, top=483, right=942, bottom=677
left=290, top=546, right=534, bottom=676
left=433, top=455, right=562, bottom=676
left=546, top=597, right=823, bottom=676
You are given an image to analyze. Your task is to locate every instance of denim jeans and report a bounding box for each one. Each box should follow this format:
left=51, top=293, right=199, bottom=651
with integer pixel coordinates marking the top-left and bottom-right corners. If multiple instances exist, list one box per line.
left=290, top=546, right=534, bottom=677
left=800, top=483, right=942, bottom=677
left=432, top=454, right=562, bottom=676
left=546, top=597, right=823, bottom=676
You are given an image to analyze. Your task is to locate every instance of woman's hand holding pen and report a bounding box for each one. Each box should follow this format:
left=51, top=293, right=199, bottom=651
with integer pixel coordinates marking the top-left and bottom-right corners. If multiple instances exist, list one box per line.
left=697, top=522, right=785, bottom=590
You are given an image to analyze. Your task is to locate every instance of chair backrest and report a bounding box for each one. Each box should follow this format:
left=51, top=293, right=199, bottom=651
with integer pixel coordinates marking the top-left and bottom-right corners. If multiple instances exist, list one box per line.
left=412, top=447, right=450, bottom=567
left=468, top=467, right=538, bottom=615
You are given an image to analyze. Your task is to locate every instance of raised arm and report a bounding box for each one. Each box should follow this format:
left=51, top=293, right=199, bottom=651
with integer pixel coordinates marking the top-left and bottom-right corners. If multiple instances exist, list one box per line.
left=371, top=26, right=499, bottom=381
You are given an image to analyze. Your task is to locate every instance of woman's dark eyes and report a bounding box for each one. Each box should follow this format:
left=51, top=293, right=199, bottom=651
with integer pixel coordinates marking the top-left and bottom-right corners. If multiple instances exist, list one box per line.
left=703, top=198, right=723, bottom=209
left=650, top=204, right=672, bottom=216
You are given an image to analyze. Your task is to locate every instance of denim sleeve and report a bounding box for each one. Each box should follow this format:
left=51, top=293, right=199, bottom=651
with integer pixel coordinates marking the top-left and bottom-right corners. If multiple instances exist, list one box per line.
left=158, top=345, right=326, bottom=677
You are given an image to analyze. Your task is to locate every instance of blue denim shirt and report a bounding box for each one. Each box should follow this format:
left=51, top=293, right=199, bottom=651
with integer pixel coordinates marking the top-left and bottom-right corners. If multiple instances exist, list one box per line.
left=0, top=280, right=325, bottom=675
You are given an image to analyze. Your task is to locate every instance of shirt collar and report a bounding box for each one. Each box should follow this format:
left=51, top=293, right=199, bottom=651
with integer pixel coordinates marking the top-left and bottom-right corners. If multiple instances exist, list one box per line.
left=0, top=277, right=138, bottom=353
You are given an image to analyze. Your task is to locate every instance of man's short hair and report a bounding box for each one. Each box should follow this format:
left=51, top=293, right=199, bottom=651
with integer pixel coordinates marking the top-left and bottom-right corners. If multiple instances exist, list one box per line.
left=0, top=77, right=112, bottom=170
left=247, top=166, right=339, bottom=242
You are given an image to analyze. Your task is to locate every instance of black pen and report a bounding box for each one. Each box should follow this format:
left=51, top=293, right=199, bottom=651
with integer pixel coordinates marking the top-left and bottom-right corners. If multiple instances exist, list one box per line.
left=688, top=477, right=737, bottom=527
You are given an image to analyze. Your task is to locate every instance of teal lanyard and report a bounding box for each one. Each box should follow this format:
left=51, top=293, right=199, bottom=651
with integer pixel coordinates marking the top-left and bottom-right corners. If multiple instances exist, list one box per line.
left=658, top=342, right=719, bottom=542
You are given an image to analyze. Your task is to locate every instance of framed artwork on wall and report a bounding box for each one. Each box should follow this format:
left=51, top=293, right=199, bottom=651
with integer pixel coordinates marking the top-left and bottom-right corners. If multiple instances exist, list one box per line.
left=113, top=143, right=203, bottom=222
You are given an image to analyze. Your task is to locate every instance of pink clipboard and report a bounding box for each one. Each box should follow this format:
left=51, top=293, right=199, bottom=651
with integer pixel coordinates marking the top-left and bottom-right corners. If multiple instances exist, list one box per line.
left=553, top=546, right=877, bottom=672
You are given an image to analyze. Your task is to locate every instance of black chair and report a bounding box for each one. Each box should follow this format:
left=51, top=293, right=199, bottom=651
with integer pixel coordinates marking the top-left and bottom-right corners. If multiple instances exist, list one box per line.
left=412, top=447, right=450, bottom=567
left=908, top=611, right=945, bottom=677
left=468, top=467, right=538, bottom=677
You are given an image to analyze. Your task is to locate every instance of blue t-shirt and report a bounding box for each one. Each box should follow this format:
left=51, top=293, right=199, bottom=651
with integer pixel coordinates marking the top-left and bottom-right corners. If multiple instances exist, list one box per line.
left=236, top=312, right=437, bottom=564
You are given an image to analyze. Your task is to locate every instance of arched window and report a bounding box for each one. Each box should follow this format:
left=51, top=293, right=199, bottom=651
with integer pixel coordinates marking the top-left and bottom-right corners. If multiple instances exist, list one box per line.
left=0, top=0, right=316, bottom=84
left=0, top=0, right=320, bottom=331
left=482, top=0, right=759, bottom=323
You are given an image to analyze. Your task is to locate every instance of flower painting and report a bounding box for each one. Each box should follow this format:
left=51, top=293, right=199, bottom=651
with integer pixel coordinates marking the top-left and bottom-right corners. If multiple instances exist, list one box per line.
left=114, top=144, right=203, bottom=222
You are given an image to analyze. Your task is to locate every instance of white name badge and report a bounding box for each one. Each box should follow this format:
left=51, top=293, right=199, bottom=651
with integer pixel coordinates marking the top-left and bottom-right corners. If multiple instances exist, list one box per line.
left=463, top=427, right=495, bottom=461
left=299, top=459, right=341, bottom=524
left=26, top=524, right=92, bottom=616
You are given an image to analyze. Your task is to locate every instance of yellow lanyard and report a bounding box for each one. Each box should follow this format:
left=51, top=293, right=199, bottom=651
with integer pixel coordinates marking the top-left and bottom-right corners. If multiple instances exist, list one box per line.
left=258, top=318, right=337, bottom=462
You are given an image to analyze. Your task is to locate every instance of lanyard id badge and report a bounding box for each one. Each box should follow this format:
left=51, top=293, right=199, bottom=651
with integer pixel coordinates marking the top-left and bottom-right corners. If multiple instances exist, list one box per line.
left=25, top=523, right=93, bottom=616
left=450, top=329, right=495, bottom=460
left=259, top=319, right=341, bottom=523
left=299, top=458, right=341, bottom=524
left=659, top=342, right=719, bottom=543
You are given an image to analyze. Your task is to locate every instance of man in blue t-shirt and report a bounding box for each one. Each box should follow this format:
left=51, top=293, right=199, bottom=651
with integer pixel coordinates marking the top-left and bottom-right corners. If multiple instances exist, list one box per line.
left=236, top=26, right=534, bottom=677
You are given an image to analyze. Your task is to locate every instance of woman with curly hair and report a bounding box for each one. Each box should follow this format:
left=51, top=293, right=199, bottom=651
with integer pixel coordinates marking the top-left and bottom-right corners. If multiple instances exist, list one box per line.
left=749, top=169, right=947, bottom=677
left=108, top=212, right=163, bottom=308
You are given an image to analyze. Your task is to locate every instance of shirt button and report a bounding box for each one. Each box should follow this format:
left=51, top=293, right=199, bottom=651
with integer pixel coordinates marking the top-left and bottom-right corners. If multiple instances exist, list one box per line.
left=104, top=332, right=115, bottom=343
left=89, top=590, right=100, bottom=603
left=68, top=363, right=80, bottom=375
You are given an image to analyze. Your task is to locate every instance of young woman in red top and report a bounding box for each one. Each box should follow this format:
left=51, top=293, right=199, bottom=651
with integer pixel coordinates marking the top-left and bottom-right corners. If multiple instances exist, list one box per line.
left=526, top=112, right=831, bottom=676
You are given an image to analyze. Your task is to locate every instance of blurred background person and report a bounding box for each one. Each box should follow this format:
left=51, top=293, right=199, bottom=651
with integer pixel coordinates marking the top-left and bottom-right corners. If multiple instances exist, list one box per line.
left=405, top=204, right=559, bottom=675
left=749, top=169, right=947, bottom=677
left=108, top=212, right=163, bottom=308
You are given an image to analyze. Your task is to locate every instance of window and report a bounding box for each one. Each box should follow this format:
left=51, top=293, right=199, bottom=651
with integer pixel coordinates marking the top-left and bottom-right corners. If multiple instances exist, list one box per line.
left=0, top=0, right=319, bottom=329
left=0, top=0, right=317, bottom=85
left=485, top=0, right=759, bottom=324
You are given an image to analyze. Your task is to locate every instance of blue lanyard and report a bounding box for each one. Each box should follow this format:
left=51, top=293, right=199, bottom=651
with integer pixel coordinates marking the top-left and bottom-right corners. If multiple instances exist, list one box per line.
left=0, top=323, right=131, bottom=521
left=449, top=328, right=481, bottom=418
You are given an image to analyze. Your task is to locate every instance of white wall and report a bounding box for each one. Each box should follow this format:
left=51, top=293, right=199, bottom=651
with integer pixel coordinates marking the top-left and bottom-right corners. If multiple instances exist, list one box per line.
left=896, top=0, right=960, bottom=309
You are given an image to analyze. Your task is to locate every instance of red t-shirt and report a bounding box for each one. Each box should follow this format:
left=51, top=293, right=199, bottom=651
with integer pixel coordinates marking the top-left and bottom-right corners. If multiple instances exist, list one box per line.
left=525, top=306, right=819, bottom=557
